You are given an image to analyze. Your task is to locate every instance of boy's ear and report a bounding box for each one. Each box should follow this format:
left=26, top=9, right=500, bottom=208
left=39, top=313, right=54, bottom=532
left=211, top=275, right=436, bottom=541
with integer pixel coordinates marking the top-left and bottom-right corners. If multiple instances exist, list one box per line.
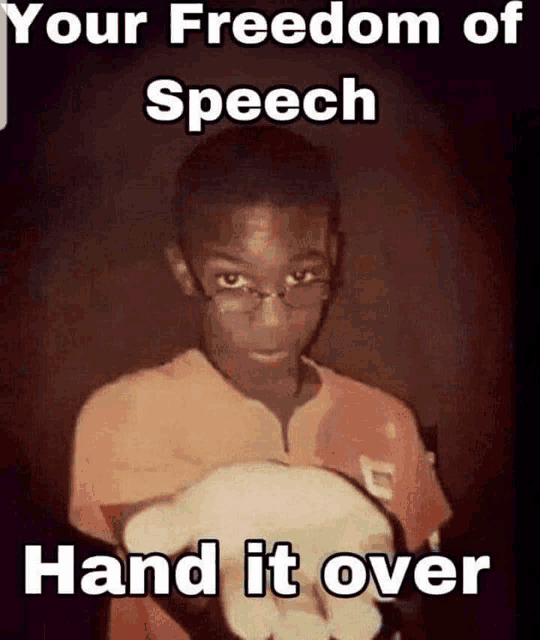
left=165, top=243, right=197, bottom=296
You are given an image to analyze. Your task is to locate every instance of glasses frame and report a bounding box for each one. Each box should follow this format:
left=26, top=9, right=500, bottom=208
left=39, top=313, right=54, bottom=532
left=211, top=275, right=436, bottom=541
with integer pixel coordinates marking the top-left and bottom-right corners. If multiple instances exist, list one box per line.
left=184, top=257, right=334, bottom=312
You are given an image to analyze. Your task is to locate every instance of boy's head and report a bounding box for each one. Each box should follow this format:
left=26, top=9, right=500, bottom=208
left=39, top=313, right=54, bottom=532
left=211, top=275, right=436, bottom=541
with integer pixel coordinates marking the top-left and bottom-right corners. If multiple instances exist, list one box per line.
left=166, top=126, right=341, bottom=389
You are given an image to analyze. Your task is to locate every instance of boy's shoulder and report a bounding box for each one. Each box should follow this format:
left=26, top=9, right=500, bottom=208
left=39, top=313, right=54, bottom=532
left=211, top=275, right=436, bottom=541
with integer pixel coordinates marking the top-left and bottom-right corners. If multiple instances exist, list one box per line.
left=313, top=360, right=414, bottom=419
left=77, top=350, right=416, bottom=438
left=76, top=349, right=210, bottom=422
left=310, top=361, right=421, bottom=449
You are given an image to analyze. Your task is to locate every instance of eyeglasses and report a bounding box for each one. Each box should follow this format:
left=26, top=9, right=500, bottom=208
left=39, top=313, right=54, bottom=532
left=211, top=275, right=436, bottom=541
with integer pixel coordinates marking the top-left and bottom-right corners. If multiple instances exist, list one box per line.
left=201, top=281, right=331, bottom=313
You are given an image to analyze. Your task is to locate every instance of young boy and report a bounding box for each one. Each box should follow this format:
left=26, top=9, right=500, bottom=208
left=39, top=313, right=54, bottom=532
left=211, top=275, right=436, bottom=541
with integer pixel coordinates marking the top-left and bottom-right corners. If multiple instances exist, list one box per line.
left=69, top=126, right=452, bottom=639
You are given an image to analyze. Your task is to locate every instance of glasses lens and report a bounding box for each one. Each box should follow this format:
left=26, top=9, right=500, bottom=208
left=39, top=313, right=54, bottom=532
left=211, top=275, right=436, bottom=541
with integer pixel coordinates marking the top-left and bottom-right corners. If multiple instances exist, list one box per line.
left=213, top=283, right=330, bottom=312
left=213, top=289, right=258, bottom=312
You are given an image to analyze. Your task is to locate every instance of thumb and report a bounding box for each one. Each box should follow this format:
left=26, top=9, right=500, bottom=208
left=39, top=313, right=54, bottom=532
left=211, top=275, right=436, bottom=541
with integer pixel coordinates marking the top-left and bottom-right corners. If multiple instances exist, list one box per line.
left=124, top=502, right=194, bottom=555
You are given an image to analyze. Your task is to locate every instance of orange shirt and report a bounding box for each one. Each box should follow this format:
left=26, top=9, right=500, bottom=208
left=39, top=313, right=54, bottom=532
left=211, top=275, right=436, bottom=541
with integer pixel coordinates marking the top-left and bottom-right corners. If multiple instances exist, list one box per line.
left=69, top=349, right=451, bottom=639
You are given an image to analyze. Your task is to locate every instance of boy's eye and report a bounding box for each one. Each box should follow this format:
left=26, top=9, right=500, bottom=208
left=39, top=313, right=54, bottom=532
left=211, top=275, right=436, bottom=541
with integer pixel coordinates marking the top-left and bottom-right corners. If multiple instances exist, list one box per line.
left=215, top=273, right=250, bottom=289
left=285, top=270, right=317, bottom=286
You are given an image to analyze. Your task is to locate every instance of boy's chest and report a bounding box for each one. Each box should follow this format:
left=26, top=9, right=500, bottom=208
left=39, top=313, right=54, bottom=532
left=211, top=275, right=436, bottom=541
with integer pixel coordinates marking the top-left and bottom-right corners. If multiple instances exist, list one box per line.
left=147, top=398, right=398, bottom=509
left=313, top=410, right=400, bottom=507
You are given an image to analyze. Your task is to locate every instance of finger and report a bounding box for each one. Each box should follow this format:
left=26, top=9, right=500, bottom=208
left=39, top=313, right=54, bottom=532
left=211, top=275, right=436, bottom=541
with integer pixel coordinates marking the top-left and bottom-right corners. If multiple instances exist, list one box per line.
left=272, top=610, right=331, bottom=640
left=326, top=594, right=383, bottom=640
left=124, top=503, right=194, bottom=555
left=221, top=563, right=280, bottom=640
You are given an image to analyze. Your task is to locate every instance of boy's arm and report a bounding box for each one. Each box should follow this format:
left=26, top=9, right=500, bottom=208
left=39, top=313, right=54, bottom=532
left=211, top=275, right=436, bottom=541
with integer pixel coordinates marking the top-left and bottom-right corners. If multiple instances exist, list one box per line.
left=386, top=407, right=452, bottom=640
left=389, top=541, right=431, bottom=640
left=69, top=374, right=198, bottom=543
left=98, top=498, right=229, bottom=640
left=389, top=403, right=452, bottom=554
left=69, top=379, right=218, bottom=637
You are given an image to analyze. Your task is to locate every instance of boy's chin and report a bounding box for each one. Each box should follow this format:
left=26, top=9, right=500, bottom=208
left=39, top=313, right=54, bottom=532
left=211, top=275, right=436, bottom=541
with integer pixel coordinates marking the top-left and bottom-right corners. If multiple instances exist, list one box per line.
left=247, top=350, right=290, bottom=365
left=212, top=351, right=305, bottom=398
left=218, top=349, right=300, bottom=380
left=240, top=353, right=299, bottom=379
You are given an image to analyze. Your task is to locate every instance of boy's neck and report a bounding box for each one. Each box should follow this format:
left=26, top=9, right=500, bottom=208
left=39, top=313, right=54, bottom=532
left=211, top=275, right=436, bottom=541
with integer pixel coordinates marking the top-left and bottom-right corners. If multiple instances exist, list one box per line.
left=202, top=348, right=321, bottom=412
left=244, top=359, right=321, bottom=405
left=232, top=359, right=322, bottom=452
left=200, top=348, right=321, bottom=452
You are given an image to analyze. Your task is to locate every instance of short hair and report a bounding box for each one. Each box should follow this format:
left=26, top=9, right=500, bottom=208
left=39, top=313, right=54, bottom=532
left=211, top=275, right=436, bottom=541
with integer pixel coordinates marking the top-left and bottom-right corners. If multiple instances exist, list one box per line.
left=173, top=126, right=341, bottom=239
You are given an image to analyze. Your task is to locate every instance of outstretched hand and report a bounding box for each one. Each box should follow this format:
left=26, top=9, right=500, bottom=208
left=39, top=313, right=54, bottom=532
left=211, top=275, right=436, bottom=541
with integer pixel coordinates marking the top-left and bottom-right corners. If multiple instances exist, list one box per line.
left=124, top=462, right=396, bottom=640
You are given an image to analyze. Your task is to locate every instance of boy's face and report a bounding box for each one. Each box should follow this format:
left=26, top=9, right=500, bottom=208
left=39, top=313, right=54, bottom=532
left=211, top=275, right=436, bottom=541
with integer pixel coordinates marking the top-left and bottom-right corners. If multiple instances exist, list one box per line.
left=169, top=200, right=336, bottom=390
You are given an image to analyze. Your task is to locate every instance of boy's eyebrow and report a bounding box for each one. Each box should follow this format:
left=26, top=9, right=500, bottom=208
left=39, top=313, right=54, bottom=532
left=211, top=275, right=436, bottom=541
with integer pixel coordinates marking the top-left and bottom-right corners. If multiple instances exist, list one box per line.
left=204, top=249, right=328, bottom=265
left=204, top=250, right=251, bottom=266
left=290, top=250, right=328, bottom=262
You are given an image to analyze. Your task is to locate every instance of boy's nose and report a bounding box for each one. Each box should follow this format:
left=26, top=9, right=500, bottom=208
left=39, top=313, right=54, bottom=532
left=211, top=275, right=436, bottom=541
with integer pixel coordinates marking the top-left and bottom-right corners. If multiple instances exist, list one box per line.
left=253, top=294, right=289, bottom=335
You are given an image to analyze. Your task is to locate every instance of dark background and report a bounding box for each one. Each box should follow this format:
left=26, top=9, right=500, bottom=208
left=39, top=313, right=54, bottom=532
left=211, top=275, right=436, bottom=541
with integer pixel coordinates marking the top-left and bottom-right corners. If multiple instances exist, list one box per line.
left=3, top=0, right=527, bottom=637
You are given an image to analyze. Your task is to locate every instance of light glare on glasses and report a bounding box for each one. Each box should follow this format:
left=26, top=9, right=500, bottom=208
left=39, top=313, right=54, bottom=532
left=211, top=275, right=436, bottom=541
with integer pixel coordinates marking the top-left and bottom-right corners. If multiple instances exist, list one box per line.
left=212, top=281, right=330, bottom=311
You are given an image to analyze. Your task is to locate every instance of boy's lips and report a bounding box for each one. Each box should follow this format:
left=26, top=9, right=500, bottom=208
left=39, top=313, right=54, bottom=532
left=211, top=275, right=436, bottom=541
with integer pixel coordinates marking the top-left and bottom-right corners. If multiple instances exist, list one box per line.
left=249, top=350, right=289, bottom=364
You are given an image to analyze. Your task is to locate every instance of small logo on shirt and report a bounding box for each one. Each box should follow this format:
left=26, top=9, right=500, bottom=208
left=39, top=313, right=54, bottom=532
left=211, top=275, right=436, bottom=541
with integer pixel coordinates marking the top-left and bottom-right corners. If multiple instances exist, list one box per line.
left=359, top=455, right=396, bottom=502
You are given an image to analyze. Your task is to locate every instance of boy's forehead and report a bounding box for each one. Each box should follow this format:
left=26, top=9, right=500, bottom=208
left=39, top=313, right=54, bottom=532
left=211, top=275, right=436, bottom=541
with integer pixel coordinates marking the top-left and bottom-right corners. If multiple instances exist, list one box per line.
left=188, top=200, right=330, bottom=258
